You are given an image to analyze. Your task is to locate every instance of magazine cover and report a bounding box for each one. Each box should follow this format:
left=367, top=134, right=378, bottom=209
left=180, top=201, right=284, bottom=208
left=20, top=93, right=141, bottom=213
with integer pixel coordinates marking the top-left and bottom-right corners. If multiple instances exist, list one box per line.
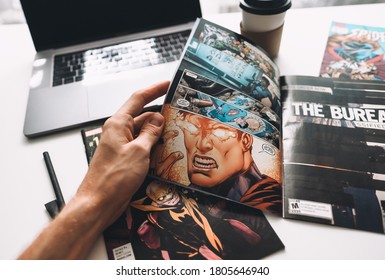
left=81, top=126, right=103, bottom=164
left=281, top=75, right=385, bottom=234
left=81, top=127, right=285, bottom=260
left=151, top=18, right=283, bottom=215
left=319, top=21, right=385, bottom=81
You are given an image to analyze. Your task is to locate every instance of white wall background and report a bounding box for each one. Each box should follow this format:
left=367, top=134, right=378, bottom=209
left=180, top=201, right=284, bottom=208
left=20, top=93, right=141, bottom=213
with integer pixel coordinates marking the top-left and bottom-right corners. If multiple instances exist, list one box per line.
left=0, top=0, right=23, bottom=24
left=200, top=0, right=385, bottom=14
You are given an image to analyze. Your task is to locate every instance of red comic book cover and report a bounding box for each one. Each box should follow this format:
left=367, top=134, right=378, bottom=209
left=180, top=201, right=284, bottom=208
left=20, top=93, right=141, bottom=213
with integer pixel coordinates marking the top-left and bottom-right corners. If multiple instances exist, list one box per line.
left=319, top=21, right=385, bottom=81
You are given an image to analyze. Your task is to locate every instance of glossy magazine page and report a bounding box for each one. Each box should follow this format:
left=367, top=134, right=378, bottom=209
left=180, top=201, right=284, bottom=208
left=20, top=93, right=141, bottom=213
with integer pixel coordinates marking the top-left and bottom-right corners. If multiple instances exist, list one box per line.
left=281, top=75, right=385, bottom=234
left=109, top=177, right=284, bottom=260
left=151, top=18, right=283, bottom=215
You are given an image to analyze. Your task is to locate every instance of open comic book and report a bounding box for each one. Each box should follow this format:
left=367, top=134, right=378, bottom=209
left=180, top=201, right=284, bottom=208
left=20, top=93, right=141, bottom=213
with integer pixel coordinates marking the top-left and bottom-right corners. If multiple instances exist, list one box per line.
left=319, top=21, right=385, bottom=81
left=150, top=18, right=283, bottom=216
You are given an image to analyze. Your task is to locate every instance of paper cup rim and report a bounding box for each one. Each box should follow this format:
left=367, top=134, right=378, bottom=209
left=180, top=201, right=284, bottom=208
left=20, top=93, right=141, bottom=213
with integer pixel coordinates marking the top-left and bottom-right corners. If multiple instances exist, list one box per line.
left=239, top=0, right=292, bottom=15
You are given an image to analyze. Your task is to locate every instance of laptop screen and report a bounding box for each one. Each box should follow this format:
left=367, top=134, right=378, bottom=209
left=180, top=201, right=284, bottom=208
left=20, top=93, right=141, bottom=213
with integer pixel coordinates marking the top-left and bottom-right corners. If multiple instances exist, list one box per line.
left=21, top=0, right=202, bottom=52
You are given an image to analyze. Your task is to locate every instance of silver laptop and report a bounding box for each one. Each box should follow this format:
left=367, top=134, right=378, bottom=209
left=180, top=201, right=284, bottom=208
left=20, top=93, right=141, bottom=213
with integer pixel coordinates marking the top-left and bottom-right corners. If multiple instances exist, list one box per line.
left=21, top=0, right=202, bottom=137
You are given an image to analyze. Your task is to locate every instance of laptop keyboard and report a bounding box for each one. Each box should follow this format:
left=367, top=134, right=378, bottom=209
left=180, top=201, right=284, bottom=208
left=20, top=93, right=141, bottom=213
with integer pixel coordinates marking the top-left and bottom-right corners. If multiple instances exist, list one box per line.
left=52, top=30, right=190, bottom=87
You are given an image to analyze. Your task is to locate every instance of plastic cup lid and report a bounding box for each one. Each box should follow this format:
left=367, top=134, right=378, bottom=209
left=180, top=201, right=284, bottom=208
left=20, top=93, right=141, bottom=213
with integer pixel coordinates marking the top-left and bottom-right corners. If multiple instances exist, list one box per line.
left=239, top=0, right=292, bottom=15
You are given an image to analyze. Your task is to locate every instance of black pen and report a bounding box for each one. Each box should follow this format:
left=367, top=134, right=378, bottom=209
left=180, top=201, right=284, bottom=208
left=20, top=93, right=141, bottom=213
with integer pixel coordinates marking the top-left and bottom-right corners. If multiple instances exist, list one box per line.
left=43, top=151, right=65, bottom=217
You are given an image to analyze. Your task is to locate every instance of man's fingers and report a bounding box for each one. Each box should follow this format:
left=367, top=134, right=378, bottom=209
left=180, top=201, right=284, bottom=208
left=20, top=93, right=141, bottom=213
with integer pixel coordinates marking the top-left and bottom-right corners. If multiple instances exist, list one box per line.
left=133, top=112, right=155, bottom=135
left=132, top=113, right=165, bottom=151
left=116, top=81, right=170, bottom=118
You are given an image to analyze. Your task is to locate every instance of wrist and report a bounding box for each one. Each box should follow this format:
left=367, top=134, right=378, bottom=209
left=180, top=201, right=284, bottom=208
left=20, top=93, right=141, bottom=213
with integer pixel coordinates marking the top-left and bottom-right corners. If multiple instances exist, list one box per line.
left=76, top=177, right=131, bottom=230
left=18, top=194, right=108, bottom=259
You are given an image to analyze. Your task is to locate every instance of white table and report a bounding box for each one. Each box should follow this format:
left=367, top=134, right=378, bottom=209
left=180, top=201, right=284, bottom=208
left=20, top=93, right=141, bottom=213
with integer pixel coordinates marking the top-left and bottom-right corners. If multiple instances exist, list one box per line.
left=1, top=3, right=385, bottom=260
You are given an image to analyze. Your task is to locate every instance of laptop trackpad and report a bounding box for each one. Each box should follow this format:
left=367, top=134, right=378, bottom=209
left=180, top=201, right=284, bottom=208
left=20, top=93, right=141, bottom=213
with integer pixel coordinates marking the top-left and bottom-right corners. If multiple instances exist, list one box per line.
left=23, top=85, right=89, bottom=137
left=87, top=79, right=131, bottom=119
left=87, top=73, right=168, bottom=119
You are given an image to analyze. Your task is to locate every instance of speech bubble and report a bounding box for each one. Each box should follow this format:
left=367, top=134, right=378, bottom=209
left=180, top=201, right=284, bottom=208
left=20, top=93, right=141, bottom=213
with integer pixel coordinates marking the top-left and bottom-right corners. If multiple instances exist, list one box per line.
left=176, top=99, right=190, bottom=107
left=262, top=143, right=275, bottom=156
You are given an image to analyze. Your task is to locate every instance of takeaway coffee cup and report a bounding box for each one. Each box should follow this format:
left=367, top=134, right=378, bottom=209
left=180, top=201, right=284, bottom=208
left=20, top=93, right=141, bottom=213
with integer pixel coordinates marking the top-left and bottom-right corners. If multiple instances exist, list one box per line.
left=239, top=0, right=291, bottom=58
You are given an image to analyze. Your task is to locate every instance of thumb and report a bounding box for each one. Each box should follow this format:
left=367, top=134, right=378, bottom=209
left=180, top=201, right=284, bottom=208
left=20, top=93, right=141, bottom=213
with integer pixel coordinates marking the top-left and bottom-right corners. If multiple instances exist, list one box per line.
left=133, top=113, right=165, bottom=151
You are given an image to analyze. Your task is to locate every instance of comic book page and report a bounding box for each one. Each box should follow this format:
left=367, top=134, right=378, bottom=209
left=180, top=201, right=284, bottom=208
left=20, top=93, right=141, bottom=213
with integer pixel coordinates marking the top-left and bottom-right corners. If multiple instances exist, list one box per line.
left=319, top=21, right=385, bottom=81
left=113, top=177, right=284, bottom=260
left=281, top=75, right=385, bottom=234
left=151, top=18, right=283, bottom=215
left=80, top=127, right=285, bottom=260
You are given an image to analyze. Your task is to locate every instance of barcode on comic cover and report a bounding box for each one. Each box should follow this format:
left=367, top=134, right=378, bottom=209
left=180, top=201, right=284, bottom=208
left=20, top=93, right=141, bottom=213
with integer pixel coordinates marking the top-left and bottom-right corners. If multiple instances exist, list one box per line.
left=288, top=199, right=333, bottom=220
left=112, top=243, right=135, bottom=260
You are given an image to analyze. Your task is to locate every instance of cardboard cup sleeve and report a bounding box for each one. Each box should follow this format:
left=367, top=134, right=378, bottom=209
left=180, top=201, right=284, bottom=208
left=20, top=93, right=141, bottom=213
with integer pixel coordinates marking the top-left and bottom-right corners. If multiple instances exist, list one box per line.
left=240, top=22, right=284, bottom=58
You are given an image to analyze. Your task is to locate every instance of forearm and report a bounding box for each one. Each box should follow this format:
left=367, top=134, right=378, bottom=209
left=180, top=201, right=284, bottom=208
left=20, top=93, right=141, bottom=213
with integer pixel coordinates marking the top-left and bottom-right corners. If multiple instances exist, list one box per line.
left=18, top=194, right=106, bottom=260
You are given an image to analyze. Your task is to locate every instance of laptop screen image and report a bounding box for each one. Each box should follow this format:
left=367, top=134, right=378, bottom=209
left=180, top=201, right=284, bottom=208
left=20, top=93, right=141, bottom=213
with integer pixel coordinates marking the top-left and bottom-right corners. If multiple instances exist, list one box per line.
left=21, top=0, right=202, bottom=52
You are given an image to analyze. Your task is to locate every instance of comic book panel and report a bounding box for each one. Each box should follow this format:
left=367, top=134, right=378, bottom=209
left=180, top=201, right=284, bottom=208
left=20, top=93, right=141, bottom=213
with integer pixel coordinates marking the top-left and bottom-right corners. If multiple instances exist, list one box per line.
left=152, top=104, right=282, bottom=215
left=179, top=19, right=282, bottom=115
left=173, top=69, right=281, bottom=131
left=105, top=177, right=284, bottom=260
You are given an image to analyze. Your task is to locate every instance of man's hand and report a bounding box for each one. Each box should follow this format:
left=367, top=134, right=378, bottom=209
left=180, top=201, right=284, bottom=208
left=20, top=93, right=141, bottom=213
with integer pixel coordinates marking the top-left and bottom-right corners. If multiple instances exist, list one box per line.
left=79, top=80, right=170, bottom=227
left=18, top=81, right=170, bottom=259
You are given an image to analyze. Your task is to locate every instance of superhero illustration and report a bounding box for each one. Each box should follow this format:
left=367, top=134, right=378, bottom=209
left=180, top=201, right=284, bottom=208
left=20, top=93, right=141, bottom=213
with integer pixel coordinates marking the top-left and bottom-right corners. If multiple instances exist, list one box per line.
left=171, top=91, right=279, bottom=146
left=207, top=98, right=247, bottom=122
left=170, top=72, right=281, bottom=147
left=126, top=178, right=284, bottom=260
left=242, top=74, right=280, bottom=114
left=153, top=105, right=282, bottom=215
left=197, top=21, right=279, bottom=84
left=320, top=21, right=385, bottom=81
left=179, top=70, right=281, bottom=129
left=182, top=19, right=281, bottom=110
